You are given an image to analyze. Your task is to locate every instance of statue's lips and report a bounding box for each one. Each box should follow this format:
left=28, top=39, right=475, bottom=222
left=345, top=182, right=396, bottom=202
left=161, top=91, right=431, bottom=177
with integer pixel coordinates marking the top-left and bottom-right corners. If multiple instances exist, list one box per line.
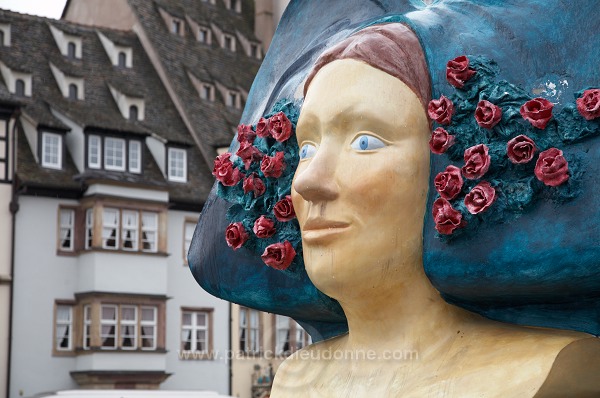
left=302, top=218, right=350, bottom=242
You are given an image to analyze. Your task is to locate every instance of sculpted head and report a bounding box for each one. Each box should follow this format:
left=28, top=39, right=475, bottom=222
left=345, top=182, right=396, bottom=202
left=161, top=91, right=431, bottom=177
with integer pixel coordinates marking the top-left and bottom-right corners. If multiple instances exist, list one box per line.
left=291, top=24, right=433, bottom=300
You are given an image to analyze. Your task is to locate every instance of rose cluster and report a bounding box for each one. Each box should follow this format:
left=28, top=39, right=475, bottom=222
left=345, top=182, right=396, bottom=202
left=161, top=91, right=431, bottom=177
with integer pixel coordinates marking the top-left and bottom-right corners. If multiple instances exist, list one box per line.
left=429, top=55, right=599, bottom=236
left=212, top=101, right=302, bottom=272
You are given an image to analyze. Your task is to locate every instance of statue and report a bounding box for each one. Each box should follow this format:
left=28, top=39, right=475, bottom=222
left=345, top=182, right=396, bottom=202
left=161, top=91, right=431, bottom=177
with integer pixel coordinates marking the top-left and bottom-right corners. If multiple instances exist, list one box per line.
left=190, top=1, right=600, bottom=396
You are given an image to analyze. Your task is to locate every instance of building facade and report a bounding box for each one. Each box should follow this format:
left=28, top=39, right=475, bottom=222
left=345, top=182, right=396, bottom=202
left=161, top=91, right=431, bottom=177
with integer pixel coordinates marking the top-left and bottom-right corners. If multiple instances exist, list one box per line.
left=1, top=0, right=265, bottom=395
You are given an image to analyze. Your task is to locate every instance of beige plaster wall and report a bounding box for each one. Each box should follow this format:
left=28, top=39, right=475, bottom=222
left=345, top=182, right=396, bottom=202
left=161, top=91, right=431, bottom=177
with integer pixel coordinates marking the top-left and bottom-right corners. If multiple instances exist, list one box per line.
left=62, top=0, right=135, bottom=30
left=231, top=304, right=286, bottom=398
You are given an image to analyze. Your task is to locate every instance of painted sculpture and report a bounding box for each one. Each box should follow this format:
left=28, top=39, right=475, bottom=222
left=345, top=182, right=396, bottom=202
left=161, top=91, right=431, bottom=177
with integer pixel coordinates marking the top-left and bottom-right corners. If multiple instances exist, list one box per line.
left=190, top=1, right=600, bottom=396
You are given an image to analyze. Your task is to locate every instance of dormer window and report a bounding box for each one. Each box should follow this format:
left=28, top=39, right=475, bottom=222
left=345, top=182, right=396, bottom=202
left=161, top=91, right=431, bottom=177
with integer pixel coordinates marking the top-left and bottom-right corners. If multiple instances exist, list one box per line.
left=87, top=135, right=142, bottom=174
left=0, top=23, right=11, bottom=46
left=118, top=52, right=126, bottom=68
left=226, top=90, right=241, bottom=109
left=198, top=27, right=211, bottom=44
left=67, top=42, right=76, bottom=59
left=225, top=0, right=242, bottom=13
left=15, top=79, right=25, bottom=97
left=68, top=84, right=78, bottom=100
left=49, top=63, right=84, bottom=100
left=97, top=32, right=132, bottom=68
left=201, top=84, right=214, bottom=101
left=250, top=43, right=260, bottom=58
left=49, top=25, right=82, bottom=59
left=108, top=85, right=145, bottom=121
left=167, top=147, right=187, bottom=182
left=41, top=132, right=62, bottom=169
left=172, top=20, right=181, bottom=34
left=223, top=34, right=235, bottom=52
left=129, top=105, right=138, bottom=121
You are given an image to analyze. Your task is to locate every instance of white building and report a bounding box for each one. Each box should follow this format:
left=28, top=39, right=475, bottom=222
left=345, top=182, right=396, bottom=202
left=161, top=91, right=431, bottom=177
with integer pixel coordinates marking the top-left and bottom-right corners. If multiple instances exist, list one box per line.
left=0, top=0, right=263, bottom=395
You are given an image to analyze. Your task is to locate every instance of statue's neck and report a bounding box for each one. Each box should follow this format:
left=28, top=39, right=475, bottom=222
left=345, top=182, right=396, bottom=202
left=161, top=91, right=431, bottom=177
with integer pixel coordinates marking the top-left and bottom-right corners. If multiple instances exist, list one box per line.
left=336, top=261, right=473, bottom=354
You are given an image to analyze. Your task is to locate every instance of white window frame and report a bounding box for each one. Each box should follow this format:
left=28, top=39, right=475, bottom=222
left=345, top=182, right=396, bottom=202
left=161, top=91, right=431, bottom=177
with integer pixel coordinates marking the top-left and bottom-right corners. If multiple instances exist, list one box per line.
left=88, top=135, right=101, bottom=169
left=83, top=305, right=91, bottom=350
left=167, top=147, right=187, bottom=182
left=240, top=307, right=260, bottom=354
left=181, top=310, right=209, bottom=353
left=41, top=132, right=62, bottom=169
left=102, top=208, right=120, bottom=250
left=120, top=305, right=138, bottom=350
left=141, top=212, right=158, bottom=252
left=85, top=208, right=94, bottom=249
left=198, top=27, right=211, bottom=44
left=121, top=210, right=139, bottom=251
left=141, top=306, right=157, bottom=350
left=55, top=304, right=73, bottom=351
left=128, top=140, right=141, bottom=173
left=222, top=34, right=236, bottom=51
left=100, top=304, right=118, bottom=350
left=58, top=208, right=75, bottom=252
left=275, top=315, right=291, bottom=355
left=104, top=137, right=126, bottom=171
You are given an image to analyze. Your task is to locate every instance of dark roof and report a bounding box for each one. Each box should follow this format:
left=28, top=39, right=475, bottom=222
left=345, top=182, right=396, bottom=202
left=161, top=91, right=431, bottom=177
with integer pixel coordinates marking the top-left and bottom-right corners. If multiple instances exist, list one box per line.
left=127, top=0, right=261, bottom=163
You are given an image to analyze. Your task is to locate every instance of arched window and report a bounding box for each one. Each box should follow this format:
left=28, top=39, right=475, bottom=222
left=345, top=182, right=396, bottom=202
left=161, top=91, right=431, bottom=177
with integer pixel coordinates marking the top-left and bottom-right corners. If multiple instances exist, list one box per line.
left=15, top=79, right=25, bottom=96
left=67, top=42, right=76, bottom=59
left=118, top=52, right=127, bottom=68
left=68, top=83, right=78, bottom=100
left=129, top=105, right=138, bottom=121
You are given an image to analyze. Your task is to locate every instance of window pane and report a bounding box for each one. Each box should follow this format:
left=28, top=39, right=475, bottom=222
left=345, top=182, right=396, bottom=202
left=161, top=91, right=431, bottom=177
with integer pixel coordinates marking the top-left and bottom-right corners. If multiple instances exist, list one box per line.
left=129, top=141, right=141, bottom=173
left=88, top=135, right=101, bottom=169
left=141, top=307, right=156, bottom=322
left=59, top=209, right=74, bottom=251
left=55, top=305, right=72, bottom=351
left=182, top=312, right=192, bottom=326
left=85, top=208, right=94, bottom=249
left=104, top=137, right=125, bottom=171
left=168, top=148, right=186, bottom=182
left=102, top=208, right=119, bottom=249
left=141, top=212, right=158, bottom=252
left=121, top=210, right=138, bottom=251
left=42, top=132, right=61, bottom=169
left=101, top=306, right=116, bottom=320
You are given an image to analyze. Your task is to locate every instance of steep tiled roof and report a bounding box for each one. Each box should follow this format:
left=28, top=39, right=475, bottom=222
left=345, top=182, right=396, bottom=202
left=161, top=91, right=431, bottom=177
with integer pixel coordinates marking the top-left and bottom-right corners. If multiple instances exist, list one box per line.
left=127, top=0, right=261, bottom=162
left=0, top=8, right=211, bottom=206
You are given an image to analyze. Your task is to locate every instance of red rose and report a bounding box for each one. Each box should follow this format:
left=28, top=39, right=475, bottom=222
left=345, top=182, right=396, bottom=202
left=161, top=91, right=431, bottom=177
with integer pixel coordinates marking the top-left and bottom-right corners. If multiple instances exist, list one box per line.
left=506, top=135, right=537, bottom=164
left=243, top=173, right=266, bottom=198
left=475, top=100, right=502, bottom=129
left=212, top=153, right=243, bottom=186
left=429, top=127, right=456, bottom=154
left=434, top=165, right=463, bottom=200
left=225, top=222, right=249, bottom=250
left=464, top=181, right=496, bottom=214
left=446, top=55, right=476, bottom=88
left=534, top=148, right=569, bottom=187
left=261, top=241, right=296, bottom=271
left=256, top=117, right=270, bottom=138
left=428, top=95, right=454, bottom=125
left=236, top=141, right=263, bottom=170
left=520, top=97, right=554, bottom=129
left=268, top=112, right=293, bottom=142
left=432, top=198, right=465, bottom=235
left=273, top=195, right=296, bottom=221
left=462, top=144, right=491, bottom=179
left=576, top=89, right=600, bottom=120
left=237, top=124, right=256, bottom=144
left=253, top=215, right=276, bottom=238
left=260, top=152, right=285, bottom=178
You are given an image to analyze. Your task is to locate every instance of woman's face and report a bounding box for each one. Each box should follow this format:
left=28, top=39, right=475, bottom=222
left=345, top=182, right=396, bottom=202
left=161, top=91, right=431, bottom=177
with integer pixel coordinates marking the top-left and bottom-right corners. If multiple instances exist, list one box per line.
left=292, top=59, right=431, bottom=300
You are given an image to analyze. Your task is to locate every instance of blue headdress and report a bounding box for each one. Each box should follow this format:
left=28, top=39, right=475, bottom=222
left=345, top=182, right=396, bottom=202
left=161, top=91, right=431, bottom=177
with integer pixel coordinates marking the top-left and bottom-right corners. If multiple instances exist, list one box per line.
left=189, top=0, right=600, bottom=341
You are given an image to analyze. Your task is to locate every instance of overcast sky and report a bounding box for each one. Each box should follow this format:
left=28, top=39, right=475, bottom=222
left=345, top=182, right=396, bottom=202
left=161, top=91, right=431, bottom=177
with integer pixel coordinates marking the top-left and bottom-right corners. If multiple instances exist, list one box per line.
left=0, top=0, right=67, bottom=19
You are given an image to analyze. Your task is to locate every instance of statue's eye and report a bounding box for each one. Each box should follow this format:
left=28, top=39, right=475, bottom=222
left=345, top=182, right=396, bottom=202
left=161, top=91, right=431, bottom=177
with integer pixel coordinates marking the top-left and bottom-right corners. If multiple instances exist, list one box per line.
left=350, top=134, right=386, bottom=151
left=299, top=143, right=317, bottom=159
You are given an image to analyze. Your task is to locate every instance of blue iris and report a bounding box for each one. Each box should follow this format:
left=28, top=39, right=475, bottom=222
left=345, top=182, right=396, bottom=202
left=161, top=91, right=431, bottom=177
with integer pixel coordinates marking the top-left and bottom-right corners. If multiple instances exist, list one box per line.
left=350, top=134, right=386, bottom=151
left=299, top=143, right=317, bottom=159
